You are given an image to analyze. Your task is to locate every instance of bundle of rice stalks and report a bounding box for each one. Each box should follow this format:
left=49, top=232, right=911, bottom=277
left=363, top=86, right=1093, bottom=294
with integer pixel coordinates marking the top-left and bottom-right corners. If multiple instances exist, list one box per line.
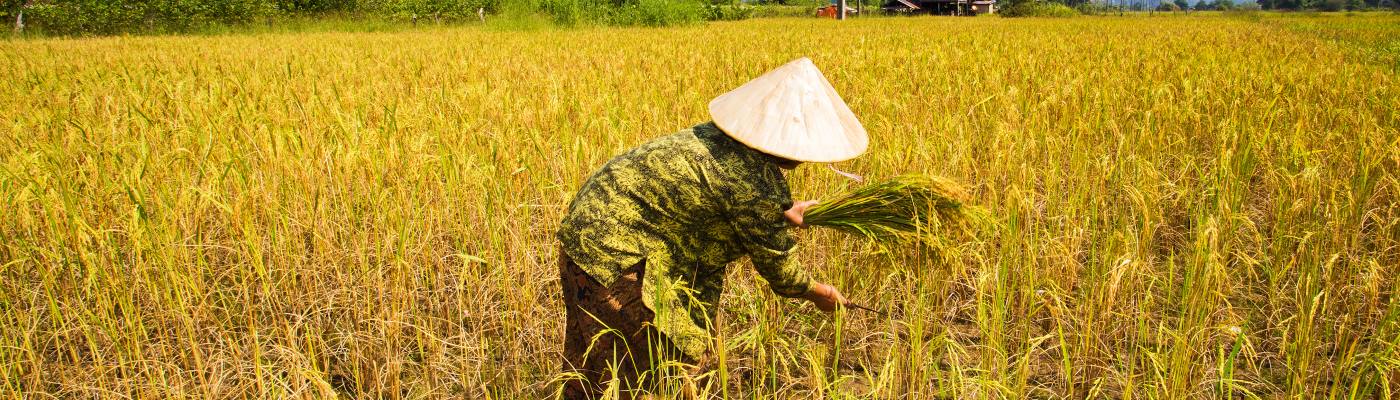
left=804, top=175, right=992, bottom=247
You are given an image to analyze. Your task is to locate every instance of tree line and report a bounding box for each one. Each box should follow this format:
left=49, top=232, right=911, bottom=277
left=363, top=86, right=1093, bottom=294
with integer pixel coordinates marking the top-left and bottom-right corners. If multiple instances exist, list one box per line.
left=4, top=0, right=1396, bottom=36
left=2, top=0, right=771, bottom=35
left=1035, top=0, right=1395, bottom=12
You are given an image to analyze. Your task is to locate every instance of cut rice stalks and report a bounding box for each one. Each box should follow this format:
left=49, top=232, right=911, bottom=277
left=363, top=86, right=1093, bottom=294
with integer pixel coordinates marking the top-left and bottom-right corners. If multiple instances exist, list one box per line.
left=804, top=174, right=992, bottom=248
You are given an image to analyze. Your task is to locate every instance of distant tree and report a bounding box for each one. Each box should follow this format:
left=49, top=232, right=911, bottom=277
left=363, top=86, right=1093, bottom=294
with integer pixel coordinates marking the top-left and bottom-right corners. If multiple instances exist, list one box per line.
left=1318, top=0, right=1343, bottom=9
left=1173, top=0, right=1189, bottom=8
left=1158, top=1, right=1181, bottom=9
left=1194, top=0, right=1209, bottom=8
left=1343, top=0, right=1361, bottom=8
left=1216, top=0, right=1234, bottom=8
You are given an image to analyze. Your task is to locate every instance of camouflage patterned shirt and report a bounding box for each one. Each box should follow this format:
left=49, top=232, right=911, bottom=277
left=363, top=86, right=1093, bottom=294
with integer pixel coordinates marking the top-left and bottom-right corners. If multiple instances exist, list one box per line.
left=557, top=122, right=812, bottom=358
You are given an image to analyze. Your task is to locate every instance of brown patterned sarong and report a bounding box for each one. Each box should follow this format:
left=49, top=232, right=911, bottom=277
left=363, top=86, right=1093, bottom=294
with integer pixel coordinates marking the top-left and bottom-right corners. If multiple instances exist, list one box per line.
left=559, top=250, right=695, bottom=399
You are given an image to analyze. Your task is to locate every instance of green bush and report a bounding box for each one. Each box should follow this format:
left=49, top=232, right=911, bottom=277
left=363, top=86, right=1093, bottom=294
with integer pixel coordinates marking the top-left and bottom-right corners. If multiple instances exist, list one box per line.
left=1073, top=1, right=1114, bottom=14
left=746, top=4, right=811, bottom=17
left=705, top=3, right=754, bottom=20
left=622, top=0, right=703, bottom=26
left=1001, top=1, right=1078, bottom=16
left=371, top=0, right=503, bottom=22
left=277, top=0, right=358, bottom=13
left=540, top=0, right=587, bottom=25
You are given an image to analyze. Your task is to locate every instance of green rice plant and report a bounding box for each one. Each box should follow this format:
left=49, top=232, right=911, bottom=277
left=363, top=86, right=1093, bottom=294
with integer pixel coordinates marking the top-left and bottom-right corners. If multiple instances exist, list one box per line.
left=804, top=174, right=993, bottom=246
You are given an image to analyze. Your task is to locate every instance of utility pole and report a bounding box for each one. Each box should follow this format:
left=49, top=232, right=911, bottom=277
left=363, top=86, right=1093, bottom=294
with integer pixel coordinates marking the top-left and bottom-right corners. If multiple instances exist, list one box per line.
left=14, top=0, right=31, bottom=34
left=839, top=0, right=848, bottom=19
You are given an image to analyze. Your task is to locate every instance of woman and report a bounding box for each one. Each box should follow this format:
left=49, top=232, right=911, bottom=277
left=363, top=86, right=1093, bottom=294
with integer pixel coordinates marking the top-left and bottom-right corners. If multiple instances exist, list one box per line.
left=556, top=58, right=868, bottom=399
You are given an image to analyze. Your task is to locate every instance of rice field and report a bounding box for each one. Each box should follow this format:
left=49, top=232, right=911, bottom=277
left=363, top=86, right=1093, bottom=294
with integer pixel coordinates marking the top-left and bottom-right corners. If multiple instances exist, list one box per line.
left=2, top=12, right=1398, bottom=399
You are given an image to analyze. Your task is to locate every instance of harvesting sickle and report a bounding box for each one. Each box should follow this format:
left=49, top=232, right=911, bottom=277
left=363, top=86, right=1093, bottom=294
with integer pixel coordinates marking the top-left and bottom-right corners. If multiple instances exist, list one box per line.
left=845, top=301, right=888, bottom=316
left=555, top=57, right=868, bottom=399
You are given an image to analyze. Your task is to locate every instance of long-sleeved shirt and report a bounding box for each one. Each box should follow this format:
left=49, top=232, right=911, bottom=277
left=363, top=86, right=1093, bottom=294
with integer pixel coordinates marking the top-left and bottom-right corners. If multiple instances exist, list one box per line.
left=557, top=121, right=812, bottom=358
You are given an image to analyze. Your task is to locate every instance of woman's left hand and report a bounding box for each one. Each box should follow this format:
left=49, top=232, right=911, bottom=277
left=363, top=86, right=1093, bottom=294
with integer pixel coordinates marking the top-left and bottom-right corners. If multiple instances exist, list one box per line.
left=784, top=200, right=819, bottom=227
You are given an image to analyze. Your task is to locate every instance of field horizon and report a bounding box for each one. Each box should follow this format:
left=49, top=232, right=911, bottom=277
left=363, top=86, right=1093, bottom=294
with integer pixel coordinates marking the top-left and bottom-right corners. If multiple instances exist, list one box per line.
left=2, top=13, right=1398, bottom=399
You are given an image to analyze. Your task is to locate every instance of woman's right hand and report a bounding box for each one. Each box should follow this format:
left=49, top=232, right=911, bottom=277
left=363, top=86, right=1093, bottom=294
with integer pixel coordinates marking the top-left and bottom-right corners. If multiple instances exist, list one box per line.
left=803, top=282, right=849, bottom=313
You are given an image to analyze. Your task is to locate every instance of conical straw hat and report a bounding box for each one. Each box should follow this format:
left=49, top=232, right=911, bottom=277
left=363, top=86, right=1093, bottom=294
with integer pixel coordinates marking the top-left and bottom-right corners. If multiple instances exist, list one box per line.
left=709, top=58, right=868, bottom=163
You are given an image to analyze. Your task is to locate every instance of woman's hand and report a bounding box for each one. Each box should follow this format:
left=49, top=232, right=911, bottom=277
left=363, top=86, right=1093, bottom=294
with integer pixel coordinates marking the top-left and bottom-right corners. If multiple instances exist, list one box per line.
left=784, top=200, right=819, bottom=227
left=802, top=282, right=849, bottom=313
